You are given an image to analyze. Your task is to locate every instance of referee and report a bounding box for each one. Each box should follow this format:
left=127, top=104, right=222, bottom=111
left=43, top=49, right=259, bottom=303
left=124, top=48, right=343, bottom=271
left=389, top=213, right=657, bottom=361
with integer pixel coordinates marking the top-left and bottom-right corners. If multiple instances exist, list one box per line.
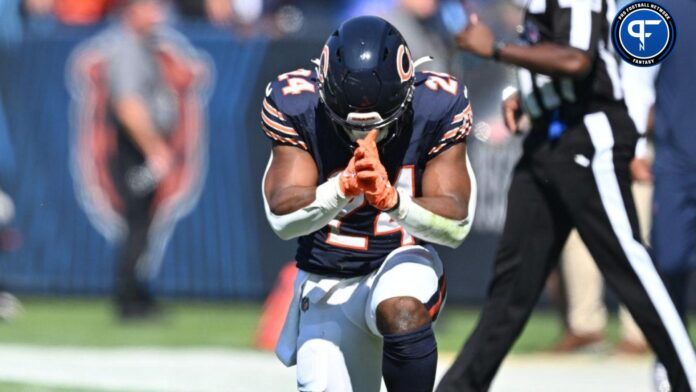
left=437, top=1, right=696, bottom=391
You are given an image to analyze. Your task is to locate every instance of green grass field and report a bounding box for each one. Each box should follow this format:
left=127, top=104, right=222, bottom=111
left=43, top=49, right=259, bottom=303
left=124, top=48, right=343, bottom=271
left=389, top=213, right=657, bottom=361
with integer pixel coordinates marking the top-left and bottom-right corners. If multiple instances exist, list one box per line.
left=0, top=297, right=561, bottom=352
left=2, top=297, right=695, bottom=352
left=0, top=298, right=694, bottom=392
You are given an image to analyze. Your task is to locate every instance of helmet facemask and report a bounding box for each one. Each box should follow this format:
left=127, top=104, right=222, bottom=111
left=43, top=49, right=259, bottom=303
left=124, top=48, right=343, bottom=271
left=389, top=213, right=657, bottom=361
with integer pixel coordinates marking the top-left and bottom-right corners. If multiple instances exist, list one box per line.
left=319, top=84, right=414, bottom=146
left=314, top=17, right=419, bottom=150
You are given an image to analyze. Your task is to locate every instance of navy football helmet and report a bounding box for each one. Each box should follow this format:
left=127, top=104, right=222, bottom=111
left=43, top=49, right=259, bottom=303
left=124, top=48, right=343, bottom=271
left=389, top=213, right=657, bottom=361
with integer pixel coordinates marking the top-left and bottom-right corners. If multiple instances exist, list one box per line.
left=317, top=16, right=416, bottom=146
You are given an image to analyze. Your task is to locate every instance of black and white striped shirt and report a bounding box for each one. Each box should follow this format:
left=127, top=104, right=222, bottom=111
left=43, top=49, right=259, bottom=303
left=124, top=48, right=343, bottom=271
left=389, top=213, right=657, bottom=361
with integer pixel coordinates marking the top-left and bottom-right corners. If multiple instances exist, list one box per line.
left=518, top=0, right=623, bottom=120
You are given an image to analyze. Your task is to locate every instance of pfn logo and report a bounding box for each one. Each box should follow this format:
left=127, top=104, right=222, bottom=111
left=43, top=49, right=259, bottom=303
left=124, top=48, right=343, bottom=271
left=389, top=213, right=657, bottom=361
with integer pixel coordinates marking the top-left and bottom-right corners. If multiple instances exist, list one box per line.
left=627, top=19, right=662, bottom=51
left=612, top=2, right=676, bottom=67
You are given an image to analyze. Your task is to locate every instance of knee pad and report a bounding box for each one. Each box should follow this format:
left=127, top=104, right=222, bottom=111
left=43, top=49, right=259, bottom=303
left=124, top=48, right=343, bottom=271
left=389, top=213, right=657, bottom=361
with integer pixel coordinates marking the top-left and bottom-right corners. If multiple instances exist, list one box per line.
left=297, top=339, right=351, bottom=391
left=382, top=322, right=437, bottom=361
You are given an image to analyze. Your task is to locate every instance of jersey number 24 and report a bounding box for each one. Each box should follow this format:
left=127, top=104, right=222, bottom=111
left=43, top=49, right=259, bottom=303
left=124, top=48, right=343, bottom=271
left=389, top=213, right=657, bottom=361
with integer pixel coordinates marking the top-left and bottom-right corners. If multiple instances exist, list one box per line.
left=326, top=166, right=416, bottom=250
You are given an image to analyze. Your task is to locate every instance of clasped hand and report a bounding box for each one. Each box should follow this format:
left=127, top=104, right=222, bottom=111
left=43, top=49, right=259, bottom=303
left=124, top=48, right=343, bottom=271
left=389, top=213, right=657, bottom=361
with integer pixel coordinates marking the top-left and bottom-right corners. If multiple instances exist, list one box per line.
left=338, top=130, right=398, bottom=211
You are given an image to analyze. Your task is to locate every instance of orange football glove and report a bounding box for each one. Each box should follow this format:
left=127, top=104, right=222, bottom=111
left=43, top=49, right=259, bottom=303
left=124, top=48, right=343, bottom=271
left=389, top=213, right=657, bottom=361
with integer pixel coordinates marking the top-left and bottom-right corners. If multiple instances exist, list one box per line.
left=338, top=155, right=362, bottom=197
left=354, top=130, right=398, bottom=211
left=354, top=129, right=380, bottom=161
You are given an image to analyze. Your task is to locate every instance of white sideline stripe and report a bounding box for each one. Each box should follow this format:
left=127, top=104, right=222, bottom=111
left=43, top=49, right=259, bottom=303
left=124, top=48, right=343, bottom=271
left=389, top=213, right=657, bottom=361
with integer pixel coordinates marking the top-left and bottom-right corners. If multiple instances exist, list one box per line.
left=0, top=345, right=295, bottom=392
left=584, top=112, right=696, bottom=390
left=0, top=344, right=654, bottom=392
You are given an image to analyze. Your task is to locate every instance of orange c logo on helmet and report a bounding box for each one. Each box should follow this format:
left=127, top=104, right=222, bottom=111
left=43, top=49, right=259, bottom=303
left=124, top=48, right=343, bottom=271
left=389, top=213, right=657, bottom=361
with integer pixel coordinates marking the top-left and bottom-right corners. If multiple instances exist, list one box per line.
left=319, top=45, right=329, bottom=84
left=396, top=44, right=414, bottom=83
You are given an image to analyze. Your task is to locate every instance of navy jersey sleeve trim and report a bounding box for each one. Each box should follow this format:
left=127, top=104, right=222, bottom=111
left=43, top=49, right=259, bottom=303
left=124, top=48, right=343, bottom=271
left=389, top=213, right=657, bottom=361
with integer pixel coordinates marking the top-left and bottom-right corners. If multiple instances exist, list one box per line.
left=260, top=96, right=308, bottom=151
left=427, top=102, right=472, bottom=158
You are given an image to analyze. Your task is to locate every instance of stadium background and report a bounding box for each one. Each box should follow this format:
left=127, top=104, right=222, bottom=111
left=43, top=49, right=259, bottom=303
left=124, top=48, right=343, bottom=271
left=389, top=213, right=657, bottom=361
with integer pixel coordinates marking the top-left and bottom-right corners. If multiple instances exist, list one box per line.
left=0, top=0, right=693, bottom=391
left=0, top=2, right=523, bottom=303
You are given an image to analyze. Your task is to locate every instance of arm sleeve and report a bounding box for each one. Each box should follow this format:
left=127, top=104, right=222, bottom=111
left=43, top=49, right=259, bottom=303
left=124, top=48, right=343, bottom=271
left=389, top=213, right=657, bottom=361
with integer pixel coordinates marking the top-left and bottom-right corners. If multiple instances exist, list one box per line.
left=261, top=154, right=347, bottom=240
left=552, top=0, right=603, bottom=57
left=427, top=87, right=473, bottom=159
left=260, top=94, right=308, bottom=151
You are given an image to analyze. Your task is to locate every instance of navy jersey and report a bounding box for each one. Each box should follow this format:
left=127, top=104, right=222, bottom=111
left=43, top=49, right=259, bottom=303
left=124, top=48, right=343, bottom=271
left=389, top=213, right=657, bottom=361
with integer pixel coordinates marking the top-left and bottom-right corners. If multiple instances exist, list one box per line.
left=262, top=69, right=472, bottom=277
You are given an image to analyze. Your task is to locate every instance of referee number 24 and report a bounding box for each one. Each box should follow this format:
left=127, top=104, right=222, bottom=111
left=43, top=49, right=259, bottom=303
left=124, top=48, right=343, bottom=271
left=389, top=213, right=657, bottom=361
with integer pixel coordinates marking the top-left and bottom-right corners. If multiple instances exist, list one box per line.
left=326, top=166, right=416, bottom=250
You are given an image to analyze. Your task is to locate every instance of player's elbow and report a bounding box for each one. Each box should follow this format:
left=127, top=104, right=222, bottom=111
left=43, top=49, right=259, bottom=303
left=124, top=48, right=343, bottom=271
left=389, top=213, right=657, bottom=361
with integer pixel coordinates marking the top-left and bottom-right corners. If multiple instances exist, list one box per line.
left=446, top=214, right=474, bottom=248
left=449, top=206, right=469, bottom=222
left=427, top=220, right=470, bottom=249
left=266, top=192, right=287, bottom=216
left=265, top=203, right=299, bottom=240
left=268, top=204, right=289, bottom=216
left=441, top=238, right=462, bottom=249
left=273, top=228, right=297, bottom=241
left=267, top=217, right=301, bottom=241
left=268, top=224, right=299, bottom=241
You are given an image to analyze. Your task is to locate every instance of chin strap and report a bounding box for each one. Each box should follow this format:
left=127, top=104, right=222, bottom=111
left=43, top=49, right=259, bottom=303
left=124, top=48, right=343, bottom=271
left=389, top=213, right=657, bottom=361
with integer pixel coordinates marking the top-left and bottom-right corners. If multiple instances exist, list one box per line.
left=413, top=56, right=434, bottom=69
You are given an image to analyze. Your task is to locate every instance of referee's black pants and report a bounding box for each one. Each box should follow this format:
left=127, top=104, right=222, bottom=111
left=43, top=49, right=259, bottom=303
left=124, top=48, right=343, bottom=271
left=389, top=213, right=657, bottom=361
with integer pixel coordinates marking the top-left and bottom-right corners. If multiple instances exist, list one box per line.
left=438, top=105, right=696, bottom=392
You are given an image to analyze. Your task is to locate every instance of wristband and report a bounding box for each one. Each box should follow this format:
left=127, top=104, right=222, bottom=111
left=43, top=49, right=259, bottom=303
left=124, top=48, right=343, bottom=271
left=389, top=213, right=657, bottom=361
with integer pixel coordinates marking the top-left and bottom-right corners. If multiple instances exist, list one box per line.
left=492, top=40, right=507, bottom=61
left=385, top=191, right=401, bottom=213
left=388, top=189, right=472, bottom=249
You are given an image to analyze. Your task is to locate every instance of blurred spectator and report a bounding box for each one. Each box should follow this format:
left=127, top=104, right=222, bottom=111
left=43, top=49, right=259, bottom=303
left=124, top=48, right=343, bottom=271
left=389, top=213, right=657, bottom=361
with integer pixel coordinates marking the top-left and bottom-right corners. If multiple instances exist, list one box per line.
left=0, top=0, right=59, bottom=42
left=22, top=0, right=117, bottom=25
left=108, top=0, right=172, bottom=319
left=0, top=0, right=24, bottom=48
left=174, top=0, right=263, bottom=27
left=0, top=290, right=22, bottom=321
left=54, top=0, right=116, bottom=25
left=0, top=69, right=22, bottom=322
left=0, top=179, right=22, bottom=323
left=22, top=0, right=58, bottom=33
left=71, top=0, right=210, bottom=320
left=0, top=185, right=21, bottom=323
left=22, top=0, right=54, bottom=17
left=386, top=0, right=451, bottom=72
left=347, top=0, right=452, bottom=72
left=204, top=0, right=234, bottom=25
left=175, top=0, right=219, bottom=20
